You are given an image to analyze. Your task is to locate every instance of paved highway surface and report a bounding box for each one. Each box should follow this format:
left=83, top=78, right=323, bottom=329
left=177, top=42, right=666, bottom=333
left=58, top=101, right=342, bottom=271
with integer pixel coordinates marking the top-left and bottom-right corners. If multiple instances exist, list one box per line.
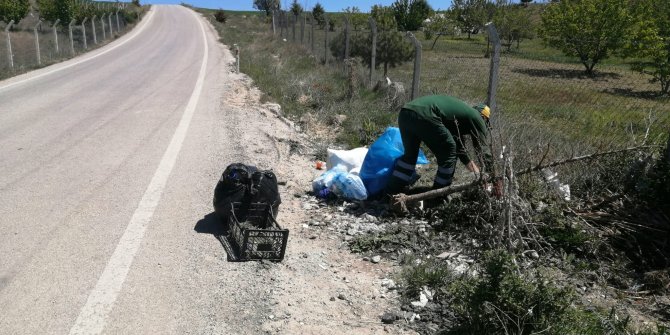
left=0, top=5, right=271, bottom=334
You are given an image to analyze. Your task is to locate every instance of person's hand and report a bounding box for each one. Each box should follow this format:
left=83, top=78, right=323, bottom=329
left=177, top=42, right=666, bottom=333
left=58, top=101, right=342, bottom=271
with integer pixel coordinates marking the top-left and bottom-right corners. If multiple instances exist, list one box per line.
left=466, top=161, right=480, bottom=174
left=492, top=178, right=504, bottom=199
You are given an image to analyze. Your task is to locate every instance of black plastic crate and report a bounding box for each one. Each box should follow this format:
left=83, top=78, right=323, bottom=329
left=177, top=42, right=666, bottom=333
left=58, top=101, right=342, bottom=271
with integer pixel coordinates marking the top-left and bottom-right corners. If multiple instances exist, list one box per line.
left=228, top=203, right=288, bottom=261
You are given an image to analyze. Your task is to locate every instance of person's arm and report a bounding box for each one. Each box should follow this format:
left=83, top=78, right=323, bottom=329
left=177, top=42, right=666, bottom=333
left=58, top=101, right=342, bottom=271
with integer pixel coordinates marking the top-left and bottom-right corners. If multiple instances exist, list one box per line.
left=471, top=124, right=494, bottom=174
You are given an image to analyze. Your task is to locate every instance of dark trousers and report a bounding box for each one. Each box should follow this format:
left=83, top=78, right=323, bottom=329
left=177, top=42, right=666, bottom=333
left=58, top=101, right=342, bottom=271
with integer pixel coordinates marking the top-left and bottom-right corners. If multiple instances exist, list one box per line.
left=386, top=109, right=458, bottom=193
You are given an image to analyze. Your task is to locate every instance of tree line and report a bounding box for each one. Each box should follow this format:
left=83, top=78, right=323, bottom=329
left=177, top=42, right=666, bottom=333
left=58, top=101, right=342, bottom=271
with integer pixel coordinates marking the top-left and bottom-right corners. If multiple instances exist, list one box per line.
left=0, top=0, right=142, bottom=26
left=253, top=0, right=670, bottom=95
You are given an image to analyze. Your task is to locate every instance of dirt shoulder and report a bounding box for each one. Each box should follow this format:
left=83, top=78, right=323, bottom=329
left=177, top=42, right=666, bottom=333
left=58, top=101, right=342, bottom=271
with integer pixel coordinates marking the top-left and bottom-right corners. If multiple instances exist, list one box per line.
left=215, top=41, right=415, bottom=335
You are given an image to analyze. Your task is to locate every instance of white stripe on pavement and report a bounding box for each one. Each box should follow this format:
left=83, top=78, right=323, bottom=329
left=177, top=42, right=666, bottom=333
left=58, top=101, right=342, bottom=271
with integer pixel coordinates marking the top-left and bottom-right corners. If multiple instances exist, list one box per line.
left=68, top=8, right=209, bottom=335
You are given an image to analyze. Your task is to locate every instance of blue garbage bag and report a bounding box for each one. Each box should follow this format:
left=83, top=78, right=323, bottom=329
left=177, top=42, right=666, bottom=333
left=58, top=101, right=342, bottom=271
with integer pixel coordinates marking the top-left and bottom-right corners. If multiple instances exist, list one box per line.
left=360, top=127, right=428, bottom=197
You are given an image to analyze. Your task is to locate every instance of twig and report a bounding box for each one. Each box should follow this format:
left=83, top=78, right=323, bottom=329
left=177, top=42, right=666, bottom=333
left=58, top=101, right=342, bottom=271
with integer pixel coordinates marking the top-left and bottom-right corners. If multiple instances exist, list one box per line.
left=515, top=145, right=654, bottom=176
left=391, top=145, right=654, bottom=211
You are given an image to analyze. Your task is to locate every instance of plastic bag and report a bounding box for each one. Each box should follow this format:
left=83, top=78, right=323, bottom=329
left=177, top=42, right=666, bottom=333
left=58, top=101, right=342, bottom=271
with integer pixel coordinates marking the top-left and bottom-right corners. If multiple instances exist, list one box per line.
left=327, top=147, right=368, bottom=174
left=332, top=173, right=368, bottom=200
left=312, top=166, right=346, bottom=195
left=360, top=127, right=428, bottom=197
left=312, top=166, right=368, bottom=201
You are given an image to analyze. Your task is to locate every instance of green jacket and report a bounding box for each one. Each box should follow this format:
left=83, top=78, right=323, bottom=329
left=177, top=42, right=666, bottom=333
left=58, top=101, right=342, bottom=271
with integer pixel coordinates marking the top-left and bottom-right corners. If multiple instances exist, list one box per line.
left=402, top=95, right=494, bottom=169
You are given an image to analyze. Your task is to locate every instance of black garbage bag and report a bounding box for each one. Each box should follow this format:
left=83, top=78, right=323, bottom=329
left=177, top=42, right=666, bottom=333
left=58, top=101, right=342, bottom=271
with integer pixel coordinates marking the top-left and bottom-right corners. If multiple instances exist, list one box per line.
left=213, top=163, right=281, bottom=227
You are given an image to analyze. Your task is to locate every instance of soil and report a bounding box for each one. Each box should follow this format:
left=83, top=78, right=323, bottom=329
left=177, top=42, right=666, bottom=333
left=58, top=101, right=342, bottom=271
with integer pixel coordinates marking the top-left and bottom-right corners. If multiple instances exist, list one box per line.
left=218, top=53, right=417, bottom=334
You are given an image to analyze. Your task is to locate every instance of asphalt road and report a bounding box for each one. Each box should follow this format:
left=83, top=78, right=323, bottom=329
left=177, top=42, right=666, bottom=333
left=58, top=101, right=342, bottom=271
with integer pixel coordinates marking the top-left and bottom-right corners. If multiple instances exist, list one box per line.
left=0, top=6, right=273, bottom=334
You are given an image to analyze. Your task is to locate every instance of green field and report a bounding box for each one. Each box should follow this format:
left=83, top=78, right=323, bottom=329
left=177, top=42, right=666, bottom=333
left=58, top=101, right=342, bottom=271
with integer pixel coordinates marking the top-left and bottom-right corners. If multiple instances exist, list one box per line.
left=203, top=9, right=669, bottom=169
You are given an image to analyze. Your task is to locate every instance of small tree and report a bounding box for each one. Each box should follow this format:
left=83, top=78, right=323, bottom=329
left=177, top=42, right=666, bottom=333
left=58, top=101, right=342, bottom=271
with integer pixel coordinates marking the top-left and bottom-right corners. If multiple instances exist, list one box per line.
left=450, top=0, right=492, bottom=39
left=424, top=14, right=457, bottom=49
left=333, top=5, right=413, bottom=77
left=520, top=0, right=532, bottom=7
left=493, top=0, right=534, bottom=51
left=343, top=6, right=368, bottom=31
left=38, top=0, right=74, bottom=25
left=131, top=0, right=140, bottom=7
left=392, top=0, right=433, bottom=31
left=289, top=0, right=302, bottom=17
left=539, top=0, right=632, bottom=75
left=0, top=0, right=30, bottom=24
left=312, top=2, right=325, bottom=28
left=624, top=0, right=670, bottom=95
left=253, top=0, right=280, bottom=16
left=214, top=9, right=227, bottom=23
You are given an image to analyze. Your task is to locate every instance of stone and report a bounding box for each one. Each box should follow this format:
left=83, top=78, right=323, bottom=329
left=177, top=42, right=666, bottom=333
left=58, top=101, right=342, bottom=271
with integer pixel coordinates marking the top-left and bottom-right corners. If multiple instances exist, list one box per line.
left=411, top=292, right=429, bottom=308
left=381, top=312, right=396, bottom=324
left=330, top=297, right=336, bottom=301
left=436, top=251, right=459, bottom=259
left=363, top=213, right=378, bottom=223
left=337, top=293, right=347, bottom=300
left=371, top=256, right=381, bottom=264
left=381, top=279, right=397, bottom=290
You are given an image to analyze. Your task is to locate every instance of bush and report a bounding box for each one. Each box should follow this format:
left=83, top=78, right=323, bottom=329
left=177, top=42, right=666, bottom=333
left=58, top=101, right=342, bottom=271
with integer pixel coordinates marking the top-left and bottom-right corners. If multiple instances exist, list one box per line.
left=214, top=9, right=227, bottom=23
left=446, top=250, right=574, bottom=335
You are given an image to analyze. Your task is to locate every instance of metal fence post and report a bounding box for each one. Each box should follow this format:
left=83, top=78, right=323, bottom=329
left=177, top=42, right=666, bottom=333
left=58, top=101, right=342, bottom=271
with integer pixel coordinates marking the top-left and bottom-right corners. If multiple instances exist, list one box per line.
left=234, top=44, right=240, bottom=73
left=344, top=16, right=350, bottom=61
left=108, top=13, right=113, bottom=35
left=292, top=14, right=296, bottom=42
left=280, top=11, right=285, bottom=38
left=5, top=20, right=14, bottom=70
left=115, top=9, right=120, bottom=32
left=486, top=23, right=501, bottom=114
left=310, top=14, right=315, bottom=52
left=324, top=14, right=329, bottom=65
left=300, top=13, right=305, bottom=44
left=34, top=20, right=42, bottom=65
left=81, top=17, right=88, bottom=49
left=101, top=14, right=107, bottom=40
left=68, top=19, right=75, bottom=56
left=52, top=19, right=60, bottom=53
left=92, top=15, right=97, bottom=44
left=369, top=17, right=377, bottom=88
left=406, top=32, right=422, bottom=100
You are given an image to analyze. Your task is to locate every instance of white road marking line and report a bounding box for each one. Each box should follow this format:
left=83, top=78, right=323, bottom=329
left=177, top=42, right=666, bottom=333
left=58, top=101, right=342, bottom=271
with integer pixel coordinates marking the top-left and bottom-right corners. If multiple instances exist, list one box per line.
left=68, top=8, right=209, bottom=335
left=0, top=8, right=156, bottom=93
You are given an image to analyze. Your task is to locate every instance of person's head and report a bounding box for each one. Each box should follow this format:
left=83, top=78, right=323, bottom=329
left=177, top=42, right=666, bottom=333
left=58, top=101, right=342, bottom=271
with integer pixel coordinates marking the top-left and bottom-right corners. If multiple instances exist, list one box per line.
left=473, top=103, right=491, bottom=128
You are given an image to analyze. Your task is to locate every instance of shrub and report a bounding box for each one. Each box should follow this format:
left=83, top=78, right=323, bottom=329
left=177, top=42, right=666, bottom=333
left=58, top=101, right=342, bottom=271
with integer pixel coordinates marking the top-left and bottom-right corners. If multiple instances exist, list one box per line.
left=214, top=9, right=227, bottom=23
left=446, top=250, right=574, bottom=335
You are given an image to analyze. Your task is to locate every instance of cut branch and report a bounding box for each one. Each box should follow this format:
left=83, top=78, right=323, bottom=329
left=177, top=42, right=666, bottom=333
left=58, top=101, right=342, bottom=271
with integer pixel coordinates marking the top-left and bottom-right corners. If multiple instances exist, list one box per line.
left=391, top=145, right=655, bottom=212
left=515, top=145, right=654, bottom=177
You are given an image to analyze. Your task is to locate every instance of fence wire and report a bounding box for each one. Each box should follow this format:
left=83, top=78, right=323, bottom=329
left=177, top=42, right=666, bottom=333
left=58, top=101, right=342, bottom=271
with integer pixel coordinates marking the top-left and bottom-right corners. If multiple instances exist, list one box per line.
left=270, top=11, right=669, bottom=159
left=0, top=12, right=130, bottom=79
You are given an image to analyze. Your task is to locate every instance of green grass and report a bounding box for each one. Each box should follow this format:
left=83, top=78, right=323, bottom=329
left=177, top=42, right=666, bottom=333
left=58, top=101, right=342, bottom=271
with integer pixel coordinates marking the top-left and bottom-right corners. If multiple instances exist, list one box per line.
left=200, top=9, right=669, bottom=166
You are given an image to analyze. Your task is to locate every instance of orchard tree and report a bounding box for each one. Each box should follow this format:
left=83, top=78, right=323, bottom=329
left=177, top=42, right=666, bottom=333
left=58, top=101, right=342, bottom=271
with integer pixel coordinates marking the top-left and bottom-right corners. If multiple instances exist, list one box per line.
left=423, top=14, right=457, bottom=49
left=450, top=0, right=493, bottom=39
left=38, top=0, right=74, bottom=24
left=289, top=0, right=302, bottom=16
left=349, top=5, right=413, bottom=77
left=312, top=2, right=325, bottom=28
left=539, top=0, right=632, bottom=75
left=253, top=0, right=280, bottom=16
left=625, top=0, right=670, bottom=95
left=493, top=0, right=534, bottom=51
left=0, top=0, right=30, bottom=24
left=391, top=0, right=432, bottom=31
left=343, top=6, right=368, bottom=31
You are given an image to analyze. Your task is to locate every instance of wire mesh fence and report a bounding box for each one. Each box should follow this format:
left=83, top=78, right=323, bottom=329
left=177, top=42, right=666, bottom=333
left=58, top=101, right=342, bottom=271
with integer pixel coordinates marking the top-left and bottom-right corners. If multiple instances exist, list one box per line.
left=268, top=10, right=669, bottom=156
left=0, top=11, right=133, bottom=80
